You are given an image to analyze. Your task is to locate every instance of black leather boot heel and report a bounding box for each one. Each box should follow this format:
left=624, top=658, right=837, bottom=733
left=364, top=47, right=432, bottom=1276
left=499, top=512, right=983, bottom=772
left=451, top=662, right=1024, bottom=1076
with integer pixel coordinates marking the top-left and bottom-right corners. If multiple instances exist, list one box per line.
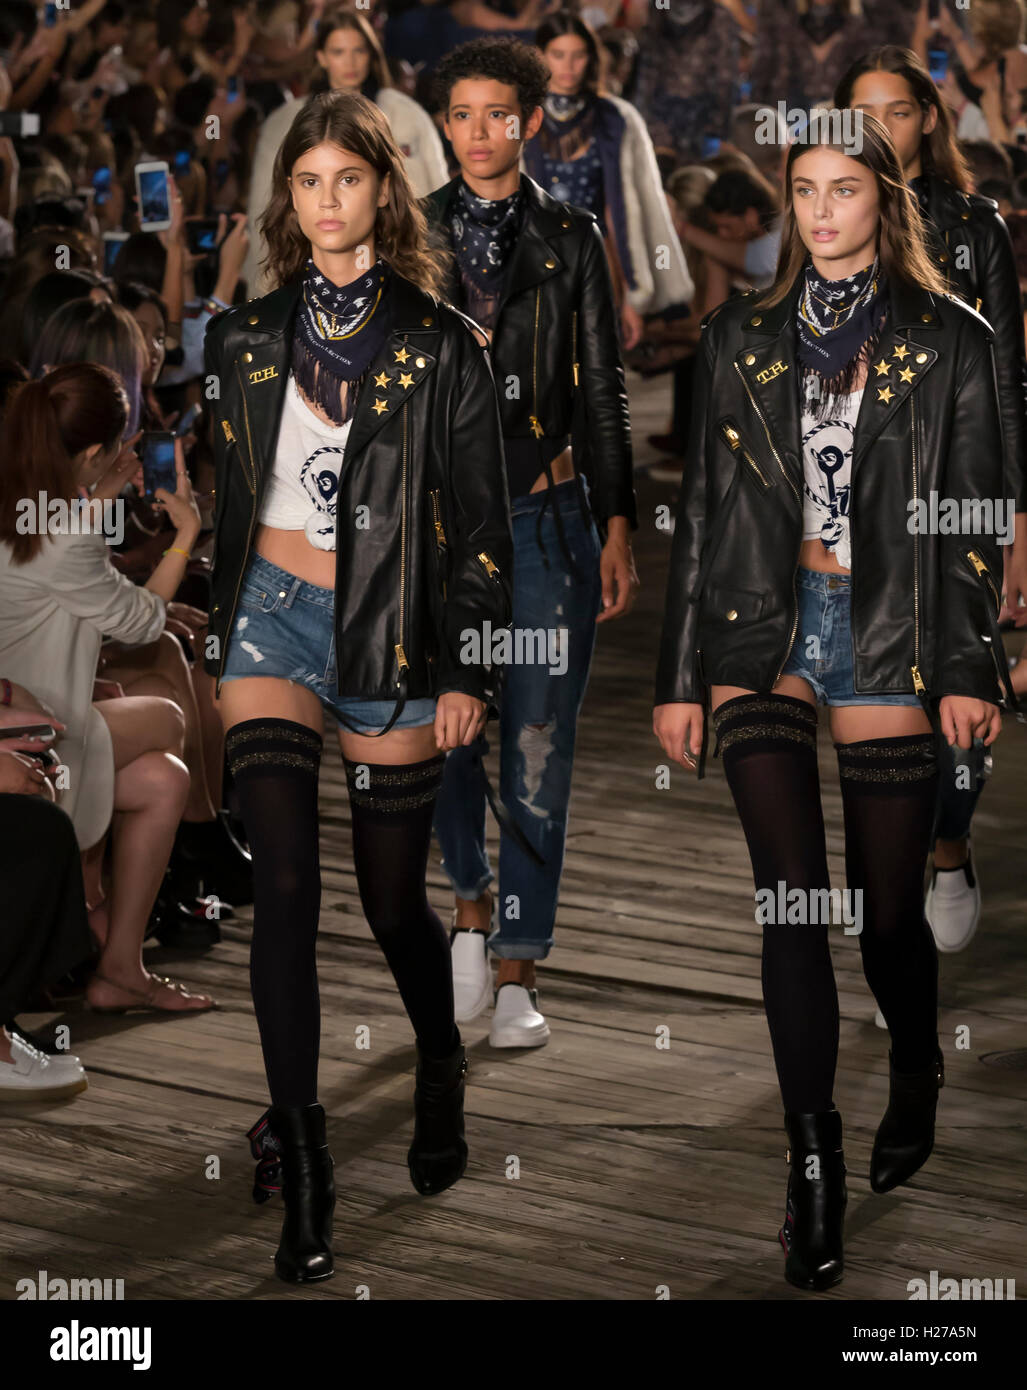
left=779, top=1109, right=847, bottom=1291
left=268, top=1103, right=335, bottom=1283
left=870, top=1048, right=944, bottom=1194
left=407, top=1038, right=468, bottom=1196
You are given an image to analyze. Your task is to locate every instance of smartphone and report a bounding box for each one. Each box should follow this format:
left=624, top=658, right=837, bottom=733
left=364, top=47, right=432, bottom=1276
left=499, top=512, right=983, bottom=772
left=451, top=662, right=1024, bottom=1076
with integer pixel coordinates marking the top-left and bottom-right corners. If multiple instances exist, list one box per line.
left=928, top=47, right=949, bottom=84
left=227, top=75, right=238, bottom=103
left=174, top=148, right=192, bottom=176
left=92, top=164, right=112, bottom=206
left=701, top=135, right=722, bottom=160
left=0, top=724, right=57, bottom=741
left=186, top=217, right=222, bottom=255
left=44, top=3, right=58, bottom=27
left=103, top=230, right=129, bottom=276
left=175, top=403, right=201, bottom=437
left=134, top=160, right=171, bottom=231
left=141, top=431, right=177, bottom=498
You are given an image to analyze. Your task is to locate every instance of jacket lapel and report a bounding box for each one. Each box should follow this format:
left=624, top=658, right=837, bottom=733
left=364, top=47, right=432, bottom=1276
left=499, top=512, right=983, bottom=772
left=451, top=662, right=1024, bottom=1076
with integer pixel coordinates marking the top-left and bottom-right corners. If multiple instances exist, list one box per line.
left=496, top=175, right=573, bottom=316
left=733, top=283, right=804, bottom=498
left=231, top=273, right=441, bottom=481
left=850, top=278, right=941, bottom=467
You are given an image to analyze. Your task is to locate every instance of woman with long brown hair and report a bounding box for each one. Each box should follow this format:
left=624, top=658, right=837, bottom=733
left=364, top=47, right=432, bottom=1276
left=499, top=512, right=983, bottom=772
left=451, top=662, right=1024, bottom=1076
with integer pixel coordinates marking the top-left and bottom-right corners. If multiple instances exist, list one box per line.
left=836, top=46, right=1027, bottom=959
left=241, top=8, right=448, bottom=299
left=654, top=113, right=1014, bottom=1290
left=204, top=88, right=512, bottom=1283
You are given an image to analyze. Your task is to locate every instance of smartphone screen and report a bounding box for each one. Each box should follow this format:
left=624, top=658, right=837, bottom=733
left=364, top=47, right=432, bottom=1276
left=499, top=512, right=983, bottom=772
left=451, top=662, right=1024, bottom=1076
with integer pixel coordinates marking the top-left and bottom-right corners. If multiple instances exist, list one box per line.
left=141, top=432, right=177, bottom=498
left=44, top=3, right=57, bottom=27
left=175, top=403, right=201, bottom=437
left=928, top=47, right=949, bottom=84
left=93, top=164, right=112, bottom=206
left=227, top=75, right=238, bottom=102
left=186, top=218, right=221, bottom=255
left=136, top=164, right=171, bottom=229
left=701, top=135, right=722, bottom=159
left=103, top=232, right=128, bottom=276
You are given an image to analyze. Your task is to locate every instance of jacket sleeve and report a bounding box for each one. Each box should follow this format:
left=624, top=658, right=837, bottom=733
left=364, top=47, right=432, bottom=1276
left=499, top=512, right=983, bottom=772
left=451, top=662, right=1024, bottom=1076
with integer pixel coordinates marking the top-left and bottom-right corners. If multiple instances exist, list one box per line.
left=578, top=219, right=637, bottom=529
left=979, top=209, right=1027, bottom=513
left=48, top=531, right=166, bottom=644
left=435, top=327, right=514, bottom=701
left=653, top=322, right=714, bottom=706
left=933, top=337, right=1007, bottom=704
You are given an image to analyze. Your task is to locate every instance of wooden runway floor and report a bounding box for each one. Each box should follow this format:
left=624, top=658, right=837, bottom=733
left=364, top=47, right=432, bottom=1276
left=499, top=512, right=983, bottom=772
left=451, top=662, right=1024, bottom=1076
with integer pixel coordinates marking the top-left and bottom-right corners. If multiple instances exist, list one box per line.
left=2, top=378, right=1025, bottom=1301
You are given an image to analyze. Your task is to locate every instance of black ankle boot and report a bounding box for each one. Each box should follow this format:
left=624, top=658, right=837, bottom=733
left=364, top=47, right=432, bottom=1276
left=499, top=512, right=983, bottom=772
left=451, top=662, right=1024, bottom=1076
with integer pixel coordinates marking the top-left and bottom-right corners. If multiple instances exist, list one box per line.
left=268, top=1103, right=335, bottom=1283
left=870, top=1048, right=944, bottom=1194
left=407, top=1037, right=468, bottom=1196
left=779, top=1109, right=847, bottom=1291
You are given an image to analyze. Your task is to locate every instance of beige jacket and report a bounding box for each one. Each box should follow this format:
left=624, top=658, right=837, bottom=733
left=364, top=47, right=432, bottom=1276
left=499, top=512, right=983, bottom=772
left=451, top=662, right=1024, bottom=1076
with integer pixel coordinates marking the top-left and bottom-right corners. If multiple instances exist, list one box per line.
left=0, top=530, right=166, bottom=849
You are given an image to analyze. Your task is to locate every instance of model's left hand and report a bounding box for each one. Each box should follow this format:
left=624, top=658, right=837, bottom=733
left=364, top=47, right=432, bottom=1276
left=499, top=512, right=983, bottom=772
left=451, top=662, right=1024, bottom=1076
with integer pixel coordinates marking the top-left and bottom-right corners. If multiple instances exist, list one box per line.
left=435, top=692, right=487, bottom=750
left=939, top=695, right=1001, bottom=748
left=596, top=520, right=639, bottom=623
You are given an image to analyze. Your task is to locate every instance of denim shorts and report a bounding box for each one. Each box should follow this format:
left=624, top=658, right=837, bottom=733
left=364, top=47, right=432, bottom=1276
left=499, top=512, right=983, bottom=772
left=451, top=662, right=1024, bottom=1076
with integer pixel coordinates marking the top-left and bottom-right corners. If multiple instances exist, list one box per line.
left=220, top=551, right=437, bottom=733
left=780, top=568, right=921, bottom=707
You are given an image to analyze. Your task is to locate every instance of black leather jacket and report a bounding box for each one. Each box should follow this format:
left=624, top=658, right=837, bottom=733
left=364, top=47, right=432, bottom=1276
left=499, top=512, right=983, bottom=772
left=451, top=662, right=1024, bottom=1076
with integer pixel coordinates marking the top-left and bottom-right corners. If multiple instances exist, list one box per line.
left=654, top=275, right=1016, bottom=771
left=201, top=271, right=513, bottom=712
left=916, top=173, right=1027, bottom=512
left=421, top=173, right=637, bottom=532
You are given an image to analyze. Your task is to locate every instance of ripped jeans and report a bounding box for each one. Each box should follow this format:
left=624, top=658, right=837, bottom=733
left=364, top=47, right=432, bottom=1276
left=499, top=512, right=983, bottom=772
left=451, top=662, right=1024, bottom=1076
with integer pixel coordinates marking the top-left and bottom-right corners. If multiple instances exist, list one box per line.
left=432, top=479, right=603, bottom=959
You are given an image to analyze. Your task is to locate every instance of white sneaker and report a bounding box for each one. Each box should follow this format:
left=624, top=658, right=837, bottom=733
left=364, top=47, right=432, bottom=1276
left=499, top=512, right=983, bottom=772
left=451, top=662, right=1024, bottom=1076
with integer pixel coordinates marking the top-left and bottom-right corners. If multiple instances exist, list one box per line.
left=451, top=929, right=493, bottom=1022
left=489, top=983, right=550, bottom=1049
left=0, top=1032, right=88, bottom=1100
left=925, top=850, right=981, bottom=954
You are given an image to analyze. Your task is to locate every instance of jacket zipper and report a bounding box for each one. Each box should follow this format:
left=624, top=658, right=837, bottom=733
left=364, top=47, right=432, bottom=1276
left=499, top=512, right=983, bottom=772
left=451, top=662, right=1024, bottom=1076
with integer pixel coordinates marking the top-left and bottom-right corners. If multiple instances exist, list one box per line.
left=395, top=400, right=409, bottom=680
left=965, top=548, right=1001, bottom=609
left=719, top=420, right=771, bottom=489
left=477, top=551, right=501, bottom=581
left=910, top=393, right=925, bottom=700
left=733, top=361, right=799, bottom=502
left=431, top=487, right=448, bottom=600
left=572, top=309, right=579, bottom=388
left=529, top=286, right=543, bottom=438
left=214, top=375, right=259, bottom=693
left=965, top=548, right=1010, bottom=698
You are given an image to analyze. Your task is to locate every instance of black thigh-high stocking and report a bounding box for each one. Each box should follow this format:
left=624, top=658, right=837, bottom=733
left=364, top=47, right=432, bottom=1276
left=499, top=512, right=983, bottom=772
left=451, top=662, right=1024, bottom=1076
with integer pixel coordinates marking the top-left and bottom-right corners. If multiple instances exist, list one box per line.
left=225, top=718, right=324, bottom=1109
left=713, top=694, right=839, bottom=1113
left=345, top=753, right=458, bottom=1059
left=835, top=734, right=940, bottom=1073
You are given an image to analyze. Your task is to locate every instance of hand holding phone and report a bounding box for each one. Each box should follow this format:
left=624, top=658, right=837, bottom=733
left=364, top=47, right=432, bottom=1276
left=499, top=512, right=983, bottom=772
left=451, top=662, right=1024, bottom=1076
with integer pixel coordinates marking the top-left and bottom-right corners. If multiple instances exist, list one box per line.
left=141, top=431, right=177, bottom=498
left=135, top=160, right=171, bottom=231
left=153, top=436, right=202, bottom=540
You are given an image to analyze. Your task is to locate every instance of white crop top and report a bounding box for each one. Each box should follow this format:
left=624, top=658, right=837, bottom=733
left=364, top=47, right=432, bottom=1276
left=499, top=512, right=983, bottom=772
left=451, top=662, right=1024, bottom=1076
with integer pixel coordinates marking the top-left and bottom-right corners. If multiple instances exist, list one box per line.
left=259, top=370, right=352, bottom=550
left=800, top=387, right=862, bottom=571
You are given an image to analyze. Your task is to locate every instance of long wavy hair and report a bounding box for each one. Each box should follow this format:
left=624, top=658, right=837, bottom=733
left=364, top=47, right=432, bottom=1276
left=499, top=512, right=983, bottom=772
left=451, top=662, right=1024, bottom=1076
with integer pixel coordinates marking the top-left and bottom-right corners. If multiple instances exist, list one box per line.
left=258, top=90, right=447, bottom=296
left=835, top=46, right=972, bottom=194
left=308, top=10, right=392, bottom=96
left=756, top=110, right=948, bottom=312
left=535, top=11, right=607, bottom=97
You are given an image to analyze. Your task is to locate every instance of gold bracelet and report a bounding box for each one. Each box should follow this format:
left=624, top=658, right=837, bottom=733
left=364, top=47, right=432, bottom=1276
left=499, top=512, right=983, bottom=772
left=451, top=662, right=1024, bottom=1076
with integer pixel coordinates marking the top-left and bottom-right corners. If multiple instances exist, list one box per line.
left=164, top=546, right=192, bottom=559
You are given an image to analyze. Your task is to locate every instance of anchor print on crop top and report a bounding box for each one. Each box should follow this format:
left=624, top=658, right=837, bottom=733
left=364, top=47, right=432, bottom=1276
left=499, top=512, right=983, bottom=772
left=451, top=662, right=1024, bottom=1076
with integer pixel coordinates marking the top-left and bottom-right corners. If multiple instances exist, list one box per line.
left=800, top=387, right=862, bottom=571
left=258, top=370, right=353, bottom=550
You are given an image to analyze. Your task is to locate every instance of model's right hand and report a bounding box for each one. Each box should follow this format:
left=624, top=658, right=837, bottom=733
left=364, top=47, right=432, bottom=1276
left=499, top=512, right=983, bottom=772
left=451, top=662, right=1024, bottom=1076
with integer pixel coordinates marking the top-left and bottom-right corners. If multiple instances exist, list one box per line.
left=653, top=701, right=704, bottom=772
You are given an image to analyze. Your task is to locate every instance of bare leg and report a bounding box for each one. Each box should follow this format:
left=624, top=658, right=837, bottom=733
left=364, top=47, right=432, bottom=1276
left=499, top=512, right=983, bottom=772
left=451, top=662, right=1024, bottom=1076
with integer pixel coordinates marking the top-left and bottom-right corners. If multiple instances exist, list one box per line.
left=85, top=695, right=213, bottom=1011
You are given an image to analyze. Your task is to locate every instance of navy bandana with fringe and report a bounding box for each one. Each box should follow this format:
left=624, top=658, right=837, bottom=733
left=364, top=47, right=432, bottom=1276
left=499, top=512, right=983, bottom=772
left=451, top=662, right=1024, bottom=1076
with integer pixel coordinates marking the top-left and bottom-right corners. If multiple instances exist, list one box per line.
left=291, top=256, right=391, bottom=425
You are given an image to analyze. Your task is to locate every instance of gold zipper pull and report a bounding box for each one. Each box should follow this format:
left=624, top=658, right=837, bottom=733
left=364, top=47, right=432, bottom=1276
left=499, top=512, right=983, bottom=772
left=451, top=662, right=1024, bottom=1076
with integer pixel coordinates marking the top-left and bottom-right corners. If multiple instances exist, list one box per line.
left=528, top=415, right=544, bottom=439
left=967, top=550, right=987, bottom=576
left=477, top=551, right=500, bottom=578
left=430, top=490, right=447, bottom=547
left=722, top=424, right=742, bottom=450
left=911, top=665, right=926, bottom=695
left=395, top=643, right=409, bottom=672
left=221, top=420, right=236, bottom=444
left=573, top=362, right=579, bottom=387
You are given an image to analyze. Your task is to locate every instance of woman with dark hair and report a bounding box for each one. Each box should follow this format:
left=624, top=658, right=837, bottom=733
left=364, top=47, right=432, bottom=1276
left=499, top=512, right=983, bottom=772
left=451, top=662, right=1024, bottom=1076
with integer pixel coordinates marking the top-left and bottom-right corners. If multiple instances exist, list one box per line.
left=17, top=270, right=114, bottom=368
left=28, top=298, right=147, bottom=436
left=836, top=45, right=1027, bottom=958
left=527, top=10, right=692, bottom=349
left=654, top=113, right=1014, bottom=1290
left=205, top=88, right=512, bottom=1283
left=0, top=363, right=214, bottom=1017
left=242, top=9, right=448, bottom=299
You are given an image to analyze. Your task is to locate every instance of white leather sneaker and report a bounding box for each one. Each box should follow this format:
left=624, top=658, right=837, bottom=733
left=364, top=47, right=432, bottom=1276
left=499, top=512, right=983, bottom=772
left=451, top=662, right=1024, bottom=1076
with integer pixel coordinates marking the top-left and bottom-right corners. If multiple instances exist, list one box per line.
left=450, top=929, right=493, bottom=1022
left=489, top=983, right=550, bottom=1049
left=0, top=1032, right=88, bottom=1100
left=925, top=851, right=981, bottom=953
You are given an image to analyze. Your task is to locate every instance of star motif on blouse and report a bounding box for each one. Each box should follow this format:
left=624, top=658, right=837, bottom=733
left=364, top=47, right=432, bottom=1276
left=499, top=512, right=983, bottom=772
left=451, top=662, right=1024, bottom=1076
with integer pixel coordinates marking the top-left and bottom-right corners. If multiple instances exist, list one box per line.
left=877, top=385, right=895, bottom=404
left=374, top=371, right=392, bottom=389
left=372, top=398, right=389, bottom=416
left=898, top=366, right=915, bottom=384
left=892, top=344, right=910, bottom=360
left=394, top=346, right=411, bottom=364
left=398, top=372, right=415, bottom=389
left=873, top=359, right=891, bottom=377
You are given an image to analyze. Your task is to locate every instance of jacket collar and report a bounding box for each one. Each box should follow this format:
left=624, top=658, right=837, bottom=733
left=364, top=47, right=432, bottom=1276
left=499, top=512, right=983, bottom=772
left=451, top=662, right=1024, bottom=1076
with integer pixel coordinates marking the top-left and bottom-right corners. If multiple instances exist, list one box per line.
left=423, top=172, right=579, bottom=315
left=734, top=271, right=943, bottom=486
left=228, top=270, right=444, bottom=484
